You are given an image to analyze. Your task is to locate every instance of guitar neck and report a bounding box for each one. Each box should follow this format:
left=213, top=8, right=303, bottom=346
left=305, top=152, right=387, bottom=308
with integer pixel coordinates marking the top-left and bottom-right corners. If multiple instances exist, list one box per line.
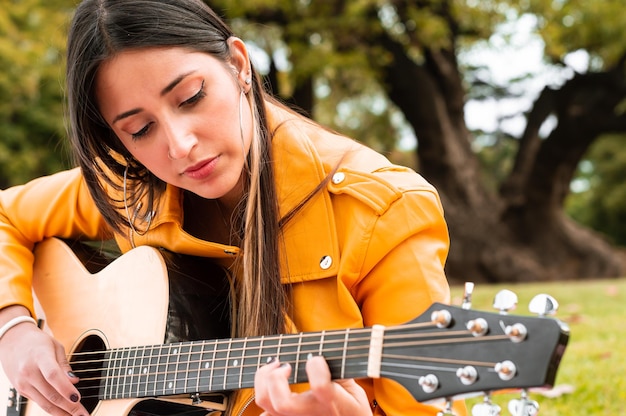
left=100, top=328, right=374, bottom=400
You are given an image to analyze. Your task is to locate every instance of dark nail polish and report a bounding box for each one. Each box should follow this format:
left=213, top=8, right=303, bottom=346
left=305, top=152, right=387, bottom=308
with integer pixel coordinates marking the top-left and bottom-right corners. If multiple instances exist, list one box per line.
left=67, top=371, right=77, bottom=378
left=70, top=394, right=79, bottom=402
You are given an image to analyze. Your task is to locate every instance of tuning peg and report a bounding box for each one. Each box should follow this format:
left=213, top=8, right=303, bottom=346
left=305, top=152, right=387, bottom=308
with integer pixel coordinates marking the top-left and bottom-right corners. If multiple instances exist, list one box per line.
left=492, top=289, right=518, bottom=314
left=508, top=391, right=539, bottom=415
left=528, top=294, right=559, bottom=316
left=462, top=281, right=475, bottom=309
left=437, top=399, right=456, bottom=416
left=472, top=395, right=501, bottom=416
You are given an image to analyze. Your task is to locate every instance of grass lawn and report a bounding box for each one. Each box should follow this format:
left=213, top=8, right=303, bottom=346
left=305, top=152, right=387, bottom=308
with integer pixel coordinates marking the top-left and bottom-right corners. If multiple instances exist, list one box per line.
left=450, top=277, right=626, bottom=415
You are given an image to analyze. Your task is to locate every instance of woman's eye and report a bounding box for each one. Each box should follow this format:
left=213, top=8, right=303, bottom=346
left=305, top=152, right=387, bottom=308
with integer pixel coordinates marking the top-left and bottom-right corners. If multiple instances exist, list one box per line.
left=181, top=80, right=206, bottom=107
left=131, top=123, right=152, bottom=140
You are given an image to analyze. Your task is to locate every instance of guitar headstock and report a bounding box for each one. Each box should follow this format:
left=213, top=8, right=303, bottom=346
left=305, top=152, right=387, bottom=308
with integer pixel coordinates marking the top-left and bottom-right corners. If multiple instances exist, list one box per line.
left=380, top=288, right=569, bottom=412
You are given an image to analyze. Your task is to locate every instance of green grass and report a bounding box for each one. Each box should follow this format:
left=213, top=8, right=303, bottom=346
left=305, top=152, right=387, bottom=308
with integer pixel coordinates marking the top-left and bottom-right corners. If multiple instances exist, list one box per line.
left=450, top=277, right=626, bottom=415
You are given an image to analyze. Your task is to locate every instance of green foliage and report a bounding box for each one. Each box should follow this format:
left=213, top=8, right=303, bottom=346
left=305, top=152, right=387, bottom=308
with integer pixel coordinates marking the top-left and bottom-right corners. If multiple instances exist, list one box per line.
left=523, top=0, right=626, bottom=66
left=0, top=0, right=74, bottom=188
left=451, top=277, right=626, bottom=415
left=566, top=134, right=626, bottom=246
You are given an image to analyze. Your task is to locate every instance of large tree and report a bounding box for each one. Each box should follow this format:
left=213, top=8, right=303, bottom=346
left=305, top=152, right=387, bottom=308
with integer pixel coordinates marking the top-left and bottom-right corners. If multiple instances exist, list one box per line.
left=213, top=0, right=626, bottom=282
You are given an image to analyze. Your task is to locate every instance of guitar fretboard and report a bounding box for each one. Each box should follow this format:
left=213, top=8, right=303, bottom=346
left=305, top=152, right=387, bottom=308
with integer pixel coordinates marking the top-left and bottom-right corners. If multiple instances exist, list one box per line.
left=100, top=328, right=373, bottom=400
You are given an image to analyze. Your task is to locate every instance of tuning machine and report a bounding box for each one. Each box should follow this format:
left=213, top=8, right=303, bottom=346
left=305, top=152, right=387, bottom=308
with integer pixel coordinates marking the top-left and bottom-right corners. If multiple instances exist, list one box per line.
left=462, top=281, right=475, bottom=309
left=472, top=394, right=501, bottom=416
left=436, top=399, right=457, bottom=416
left=508, top=390, right=539, bottom=416
left=493, top=289, right=518, bottom=314
left=528, top=293, right=559, bottom=316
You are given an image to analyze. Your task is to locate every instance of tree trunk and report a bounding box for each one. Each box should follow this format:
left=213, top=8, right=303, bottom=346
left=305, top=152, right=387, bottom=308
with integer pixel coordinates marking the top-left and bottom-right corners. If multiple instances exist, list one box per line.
left=376, top=31, right=626, bottom=283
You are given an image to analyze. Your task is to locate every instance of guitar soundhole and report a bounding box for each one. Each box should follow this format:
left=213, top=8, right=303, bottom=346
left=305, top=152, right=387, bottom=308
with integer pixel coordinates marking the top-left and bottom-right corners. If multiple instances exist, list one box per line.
left=70, top=334, right=106, bottom=413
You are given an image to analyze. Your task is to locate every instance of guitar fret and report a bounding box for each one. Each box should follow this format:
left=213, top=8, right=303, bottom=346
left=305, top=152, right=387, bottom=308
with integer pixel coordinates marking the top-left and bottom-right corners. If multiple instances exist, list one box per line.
left=242, top=337, right=261, bottom=389
left=136, top=346, right=148, bottom=397
left=214, top=339, right=229, bottom=391
left=147, top=345, right=159, bottom=397
left=153, top=345, right=166, bottom=396
left=103, top=351, right=113, bottom=400
left=276, top=335, right=297, bottom=376
left=293, top=333, right=303, bottom=384
left=298, top=333, right=322, bottom=382
left=208, top=340, right=218, bottom=392
left=238, top=338, right=248, bottom=388
left=276, top=334, right=283, bottom=359
left=187, top=342, right=202, bottom=393
left=108, top=348, right=117, bottom=400
left=113, top=347, right=124, bottom=399
left=226, top=338, right=246, bottom=390
left=259, top=335, right=279, bottom=371
left=127, top=346, right=140, bottom=397
left=175, top=343, right=191, bottom=395
left=222, top=338, right=233, bottom=390
left=123, top=346, right=131, bottom=397
left=322, top=331, right=347, bottom=380
left=257, top=336, right=265, bottom=368
left=163, top=344, right=177, bottom=395
left=341, top=329, right=350, bottom=379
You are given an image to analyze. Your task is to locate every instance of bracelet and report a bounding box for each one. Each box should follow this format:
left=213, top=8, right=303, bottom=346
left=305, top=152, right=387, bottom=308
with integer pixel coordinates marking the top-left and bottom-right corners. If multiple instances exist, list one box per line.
left=0, top=316, right=37, bottom=341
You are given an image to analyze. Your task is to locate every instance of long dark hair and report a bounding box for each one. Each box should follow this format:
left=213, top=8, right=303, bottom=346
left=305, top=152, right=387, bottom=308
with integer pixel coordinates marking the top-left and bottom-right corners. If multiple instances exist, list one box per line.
left=66, top=0, right=286, bottom=339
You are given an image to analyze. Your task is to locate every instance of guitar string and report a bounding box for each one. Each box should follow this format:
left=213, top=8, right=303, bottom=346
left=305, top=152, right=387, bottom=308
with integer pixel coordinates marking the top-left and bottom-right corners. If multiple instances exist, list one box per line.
left=64, top=324, right=472, bottom=377
left=58, top=335, right=510, bottom=402
left=64, top=320, right=462, bottom=363
left=68, top=330, right=491, bottom=378
left=67, top=330, right=506, bottom=380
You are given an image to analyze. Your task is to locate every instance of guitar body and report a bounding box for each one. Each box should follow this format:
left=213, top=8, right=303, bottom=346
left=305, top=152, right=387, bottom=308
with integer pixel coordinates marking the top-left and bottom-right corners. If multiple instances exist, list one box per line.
left=3, top=238, right=170, bottom=416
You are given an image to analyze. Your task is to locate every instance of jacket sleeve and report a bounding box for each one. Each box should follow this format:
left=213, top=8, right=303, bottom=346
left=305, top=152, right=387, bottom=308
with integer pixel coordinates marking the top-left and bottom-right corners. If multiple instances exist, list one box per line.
left=333, top=167, right=466, bottom=415
left=0, top=168, right=110, bottom=315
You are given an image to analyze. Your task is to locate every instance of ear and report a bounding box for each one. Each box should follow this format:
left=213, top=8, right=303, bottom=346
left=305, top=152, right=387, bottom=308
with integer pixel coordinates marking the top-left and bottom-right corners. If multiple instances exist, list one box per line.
left=227, top=37, right=252, bottom=93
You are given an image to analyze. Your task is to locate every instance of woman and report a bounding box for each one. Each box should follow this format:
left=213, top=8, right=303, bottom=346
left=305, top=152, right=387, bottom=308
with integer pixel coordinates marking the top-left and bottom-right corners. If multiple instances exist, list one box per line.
left=0, top=0, right=465, bottom=415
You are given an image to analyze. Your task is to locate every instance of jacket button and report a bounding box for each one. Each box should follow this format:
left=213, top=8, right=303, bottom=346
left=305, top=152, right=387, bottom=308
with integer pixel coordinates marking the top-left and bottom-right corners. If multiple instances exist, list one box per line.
left=331, top=172, right=345, bottom=184
left=319, top=255, right=333, bottom=270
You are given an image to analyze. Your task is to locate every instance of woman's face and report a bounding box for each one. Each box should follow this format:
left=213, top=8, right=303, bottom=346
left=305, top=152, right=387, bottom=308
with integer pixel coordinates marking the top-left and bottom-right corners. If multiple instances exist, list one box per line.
left=96, top=42, right=253, bottom=201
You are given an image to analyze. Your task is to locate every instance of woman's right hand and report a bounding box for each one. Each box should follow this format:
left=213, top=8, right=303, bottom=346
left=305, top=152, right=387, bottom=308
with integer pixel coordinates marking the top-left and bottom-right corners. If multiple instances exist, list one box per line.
left=0, top=306, right=88, bottom=415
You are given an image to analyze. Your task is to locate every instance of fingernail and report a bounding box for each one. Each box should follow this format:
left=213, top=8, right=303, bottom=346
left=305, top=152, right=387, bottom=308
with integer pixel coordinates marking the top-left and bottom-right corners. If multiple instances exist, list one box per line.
left=266, top=356, right=277, bottom=364
left=70, top=393, right=79, bottom=402
left=67, top=371, right=77, bottom=378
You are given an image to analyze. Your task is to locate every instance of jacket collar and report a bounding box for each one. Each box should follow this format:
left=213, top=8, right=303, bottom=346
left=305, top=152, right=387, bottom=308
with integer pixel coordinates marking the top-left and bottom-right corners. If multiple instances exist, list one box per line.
left=267, top=103, right=340, bottom=282
left=142, top=102, right=340, bottom=282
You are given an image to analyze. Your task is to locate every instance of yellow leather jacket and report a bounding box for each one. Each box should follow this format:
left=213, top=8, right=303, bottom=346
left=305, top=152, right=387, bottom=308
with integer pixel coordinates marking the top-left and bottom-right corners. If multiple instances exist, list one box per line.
left=0, top=102, right=465, bottom=415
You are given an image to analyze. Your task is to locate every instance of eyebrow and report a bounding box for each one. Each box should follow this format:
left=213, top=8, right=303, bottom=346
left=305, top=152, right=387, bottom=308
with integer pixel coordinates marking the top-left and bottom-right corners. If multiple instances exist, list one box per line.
left=111, top=71, right=195, bottom=123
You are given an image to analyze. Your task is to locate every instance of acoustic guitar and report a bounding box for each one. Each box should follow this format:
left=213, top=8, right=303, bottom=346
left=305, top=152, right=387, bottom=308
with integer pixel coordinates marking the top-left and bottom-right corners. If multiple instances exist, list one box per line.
left=0, top=238, right=569, bottom=416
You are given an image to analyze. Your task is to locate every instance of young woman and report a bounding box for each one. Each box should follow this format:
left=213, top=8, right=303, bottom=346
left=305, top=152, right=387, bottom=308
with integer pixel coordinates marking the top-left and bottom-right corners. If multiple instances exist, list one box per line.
left=0, top=0, right=465, bottom=415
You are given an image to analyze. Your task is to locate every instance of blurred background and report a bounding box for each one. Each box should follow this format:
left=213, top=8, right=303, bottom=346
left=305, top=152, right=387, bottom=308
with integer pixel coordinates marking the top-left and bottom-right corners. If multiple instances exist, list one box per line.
left=2, top=0, right=626, bottom=285
left=2, top=1, right=625, bottom=414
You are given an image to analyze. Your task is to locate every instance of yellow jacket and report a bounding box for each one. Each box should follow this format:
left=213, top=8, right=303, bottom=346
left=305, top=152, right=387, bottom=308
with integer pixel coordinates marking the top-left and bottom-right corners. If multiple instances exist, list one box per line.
left=0, top=102, right=465, bottom=415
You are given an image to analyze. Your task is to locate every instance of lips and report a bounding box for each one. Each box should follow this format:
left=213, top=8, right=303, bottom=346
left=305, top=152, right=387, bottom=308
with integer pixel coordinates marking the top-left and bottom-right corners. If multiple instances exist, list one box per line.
left=182, top=156, right=219, bottom=179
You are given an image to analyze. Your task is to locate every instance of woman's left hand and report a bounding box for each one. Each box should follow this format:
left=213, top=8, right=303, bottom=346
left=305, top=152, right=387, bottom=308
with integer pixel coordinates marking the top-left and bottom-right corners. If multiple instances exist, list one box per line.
left=254, top=355, right=372, bottom=415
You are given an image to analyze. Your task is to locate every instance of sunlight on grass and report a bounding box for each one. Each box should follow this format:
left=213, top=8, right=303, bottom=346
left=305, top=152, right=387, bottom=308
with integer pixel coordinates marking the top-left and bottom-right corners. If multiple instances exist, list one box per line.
left=450, top=277, right=626, bottom=415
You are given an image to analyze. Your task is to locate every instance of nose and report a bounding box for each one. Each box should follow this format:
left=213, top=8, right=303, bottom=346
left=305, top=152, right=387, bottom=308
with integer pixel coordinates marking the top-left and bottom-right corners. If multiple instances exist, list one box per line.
left=164, top=119, right=197, bottom=160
